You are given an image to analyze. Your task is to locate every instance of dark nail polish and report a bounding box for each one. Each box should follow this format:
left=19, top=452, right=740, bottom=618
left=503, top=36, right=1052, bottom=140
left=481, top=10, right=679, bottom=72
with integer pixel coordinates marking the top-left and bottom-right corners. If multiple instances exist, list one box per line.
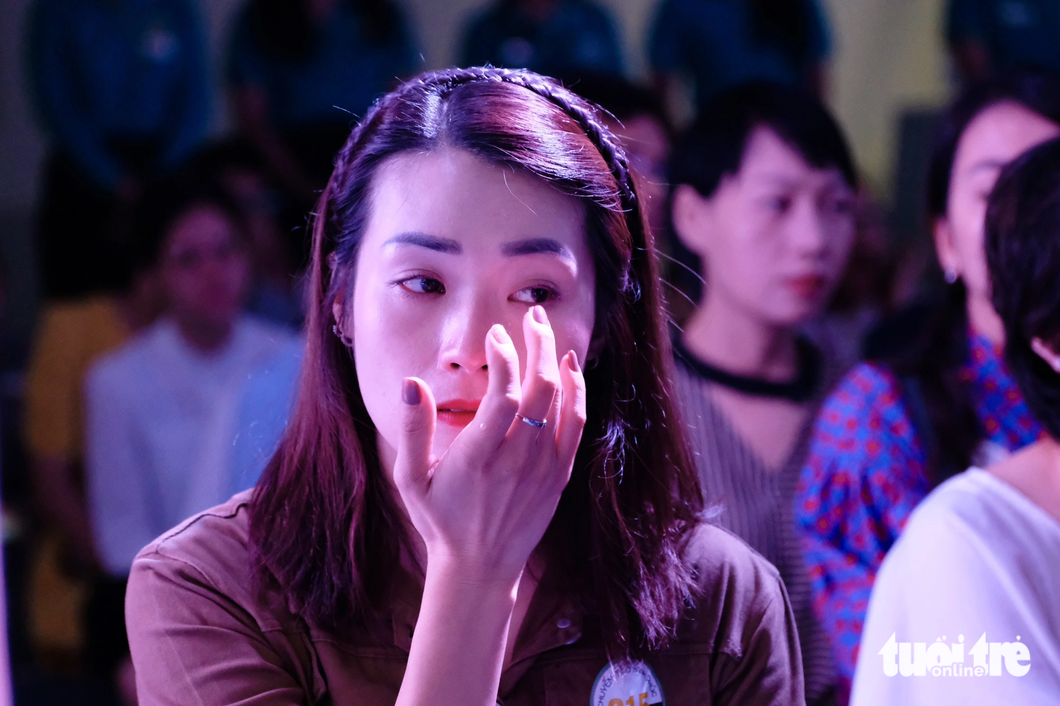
left=403, top=379, right=420, bottom=405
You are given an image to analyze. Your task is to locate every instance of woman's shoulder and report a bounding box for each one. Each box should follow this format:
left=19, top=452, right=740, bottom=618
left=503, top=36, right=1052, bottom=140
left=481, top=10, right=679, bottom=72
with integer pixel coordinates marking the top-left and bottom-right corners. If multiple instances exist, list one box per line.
left=824, top=361, right=903, bottom=411
left=133, top=491, right=254, bottom=579
left=127, top=492, right=327, bottom=702
left=870, top=469, right=1049, bottom=603
left=898, top=468, right=1060, bottom=556
left=685, top=521, right=783, bottom=586
left=675, top=522, right=803, bottom=701
left=127, top=490, right=296, bottom=630
left=859, top=469, right=1060, bottom=690
left=812, top=360, right=914, bottom=441
left=681, top=522, right=792, bottom=644
left=85, top=320, right=169, bottom=392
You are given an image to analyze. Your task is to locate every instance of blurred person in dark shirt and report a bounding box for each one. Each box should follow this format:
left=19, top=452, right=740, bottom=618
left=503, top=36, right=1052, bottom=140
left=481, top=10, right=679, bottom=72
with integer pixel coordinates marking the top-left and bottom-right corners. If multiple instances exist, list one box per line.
left=947, top=0, right=1060, bottom=83
left=460, top=0, right=624, bottom=80
left=649, top=0, right=832, bottom=115
left=227, top=0, right=419, bottom=203
left=27, top=0, right=209, bottom=299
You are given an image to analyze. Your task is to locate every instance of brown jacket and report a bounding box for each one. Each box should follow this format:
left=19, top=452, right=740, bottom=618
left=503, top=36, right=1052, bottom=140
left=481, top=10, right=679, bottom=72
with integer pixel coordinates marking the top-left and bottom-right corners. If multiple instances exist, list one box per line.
left=127, top=492, right=805, bottom=705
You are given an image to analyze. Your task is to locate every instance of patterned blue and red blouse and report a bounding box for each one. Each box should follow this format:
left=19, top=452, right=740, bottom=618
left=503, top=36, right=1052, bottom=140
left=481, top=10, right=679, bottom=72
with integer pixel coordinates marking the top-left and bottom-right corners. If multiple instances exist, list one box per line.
left=795, top=330, right=1042, bottom=698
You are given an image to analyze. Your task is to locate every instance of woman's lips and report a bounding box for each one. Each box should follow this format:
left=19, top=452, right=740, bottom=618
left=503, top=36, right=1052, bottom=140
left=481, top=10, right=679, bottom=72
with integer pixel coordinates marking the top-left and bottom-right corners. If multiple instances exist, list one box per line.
left=436, top=399, right=480, bottom=427
left=786, top=274, right=829, bottom=300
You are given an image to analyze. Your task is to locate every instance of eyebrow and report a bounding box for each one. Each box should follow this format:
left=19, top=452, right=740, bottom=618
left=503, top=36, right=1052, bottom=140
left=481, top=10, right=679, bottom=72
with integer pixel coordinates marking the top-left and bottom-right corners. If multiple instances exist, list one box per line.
left=500, top=237, right=575, bottom=262
left=384, top=233, right=575, bottom=262
left=382, top=232, right=462, bottom=254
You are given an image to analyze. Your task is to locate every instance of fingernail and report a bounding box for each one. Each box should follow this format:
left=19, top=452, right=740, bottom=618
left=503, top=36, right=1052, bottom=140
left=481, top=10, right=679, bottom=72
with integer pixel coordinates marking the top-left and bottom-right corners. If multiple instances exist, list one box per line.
left=568, top=350, right=580, bottom=373
left=402, top=379, right=420, bottom=405
left=532, top=305, right=548, bottom=324
left=491, top=324, right=510, bottom=344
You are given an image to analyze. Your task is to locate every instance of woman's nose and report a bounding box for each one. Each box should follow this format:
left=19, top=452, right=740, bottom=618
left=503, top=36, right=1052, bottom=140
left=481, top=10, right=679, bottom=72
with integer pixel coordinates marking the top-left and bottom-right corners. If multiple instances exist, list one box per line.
left=790, top=202, right=830, bottom=258
left=438, top=300, right=502, bottom=373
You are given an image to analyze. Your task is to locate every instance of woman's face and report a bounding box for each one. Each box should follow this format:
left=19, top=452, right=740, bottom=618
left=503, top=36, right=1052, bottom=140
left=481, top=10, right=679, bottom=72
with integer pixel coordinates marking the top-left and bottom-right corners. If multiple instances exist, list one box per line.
left=673, top=126, right=856, bottom=327
left=937, top=101, right=1060, bottom=334
left=160, top=204, right=250, bottom=333
left=343, top=149, right=597, bottom=471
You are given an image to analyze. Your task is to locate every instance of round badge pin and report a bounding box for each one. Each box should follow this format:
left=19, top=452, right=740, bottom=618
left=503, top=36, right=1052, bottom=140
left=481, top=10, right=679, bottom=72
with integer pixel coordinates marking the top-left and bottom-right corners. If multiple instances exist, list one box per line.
left=590, top=661, right=665, bottom=706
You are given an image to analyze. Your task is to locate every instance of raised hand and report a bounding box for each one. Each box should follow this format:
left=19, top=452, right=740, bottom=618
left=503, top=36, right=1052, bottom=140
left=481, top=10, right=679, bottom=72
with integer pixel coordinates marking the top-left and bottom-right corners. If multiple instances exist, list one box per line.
left=392, top=305, right=587, bottom=584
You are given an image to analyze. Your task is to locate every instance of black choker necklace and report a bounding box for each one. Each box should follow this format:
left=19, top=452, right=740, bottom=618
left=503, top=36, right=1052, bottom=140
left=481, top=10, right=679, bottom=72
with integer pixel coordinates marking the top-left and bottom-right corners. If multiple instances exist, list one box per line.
left=673, top=336, right=822, bottom=403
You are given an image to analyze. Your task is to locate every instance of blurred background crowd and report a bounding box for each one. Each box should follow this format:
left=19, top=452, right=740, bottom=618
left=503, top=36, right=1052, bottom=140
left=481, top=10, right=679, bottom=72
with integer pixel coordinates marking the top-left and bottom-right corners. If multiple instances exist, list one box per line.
left=1, top=0, right=1059, bottom=704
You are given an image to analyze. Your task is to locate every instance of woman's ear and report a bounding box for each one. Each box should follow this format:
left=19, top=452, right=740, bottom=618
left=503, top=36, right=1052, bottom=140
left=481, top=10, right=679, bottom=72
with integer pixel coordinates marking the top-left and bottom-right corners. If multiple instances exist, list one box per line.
left=332, top=284, right=352, bottom=336
left=671, top=184, right=713, bottom=257
left=932, top=216, right=961, bottom=282
left=585, top=332, right=605, bottom=368
left=1031, top=337, right=1060, bottom=373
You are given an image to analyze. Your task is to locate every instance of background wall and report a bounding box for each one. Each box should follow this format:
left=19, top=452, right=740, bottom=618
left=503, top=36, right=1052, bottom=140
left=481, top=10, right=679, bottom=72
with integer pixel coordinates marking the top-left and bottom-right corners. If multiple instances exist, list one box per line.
left=0, top=0, right=955, bottom=339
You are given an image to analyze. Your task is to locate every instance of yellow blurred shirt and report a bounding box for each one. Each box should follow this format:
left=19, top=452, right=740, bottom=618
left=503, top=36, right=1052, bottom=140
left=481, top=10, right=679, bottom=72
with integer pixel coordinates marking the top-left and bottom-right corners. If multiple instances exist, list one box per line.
left=24, top=297, right=131, bottom=462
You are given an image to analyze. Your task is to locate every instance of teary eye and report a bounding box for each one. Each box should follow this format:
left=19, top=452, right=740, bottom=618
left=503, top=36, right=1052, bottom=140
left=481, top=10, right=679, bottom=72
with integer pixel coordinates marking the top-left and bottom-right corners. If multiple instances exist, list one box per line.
left=399, top=276, right=445, bottom=294
left=512, top=286, right=555, bottom=305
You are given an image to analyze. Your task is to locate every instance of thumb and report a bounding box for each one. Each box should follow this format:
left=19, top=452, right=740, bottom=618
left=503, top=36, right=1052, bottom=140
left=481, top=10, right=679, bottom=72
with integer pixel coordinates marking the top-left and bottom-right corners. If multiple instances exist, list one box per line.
left=393, top=377, right=436, bottom=496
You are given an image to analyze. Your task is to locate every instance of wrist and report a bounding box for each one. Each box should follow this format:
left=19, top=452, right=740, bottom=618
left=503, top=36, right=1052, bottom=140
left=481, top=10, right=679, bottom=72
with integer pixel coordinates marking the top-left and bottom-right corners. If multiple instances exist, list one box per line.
left=424, top=553, right=523, bottom=596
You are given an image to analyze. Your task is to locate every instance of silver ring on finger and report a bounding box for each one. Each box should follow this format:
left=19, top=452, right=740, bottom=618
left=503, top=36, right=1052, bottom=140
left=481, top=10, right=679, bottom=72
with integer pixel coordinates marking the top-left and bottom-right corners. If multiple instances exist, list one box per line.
left=515, top=413, right=548, bottom=429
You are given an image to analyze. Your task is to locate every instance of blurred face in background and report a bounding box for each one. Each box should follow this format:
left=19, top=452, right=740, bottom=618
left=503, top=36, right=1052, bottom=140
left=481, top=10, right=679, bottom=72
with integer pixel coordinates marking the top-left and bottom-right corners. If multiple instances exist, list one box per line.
left=935, top=101, right=1060, bottom=341
left=160, top=204, right=251, bottom=338
left=606, top=113, right=670, bottom=234
left=673, top=126, right=856, bottom=327
left=221, top=166, right=291, bottom=284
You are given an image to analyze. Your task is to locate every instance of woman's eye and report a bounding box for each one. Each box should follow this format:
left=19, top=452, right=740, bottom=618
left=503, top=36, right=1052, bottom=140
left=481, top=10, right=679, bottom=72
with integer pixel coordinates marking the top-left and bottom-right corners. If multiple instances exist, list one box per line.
left=827, top=196, right=854, bottom=216
left=399, top=277, right=445, bottom=294
left=766, top=196, right=793, bottom=214
left=512, top=286, right=554, bottom=305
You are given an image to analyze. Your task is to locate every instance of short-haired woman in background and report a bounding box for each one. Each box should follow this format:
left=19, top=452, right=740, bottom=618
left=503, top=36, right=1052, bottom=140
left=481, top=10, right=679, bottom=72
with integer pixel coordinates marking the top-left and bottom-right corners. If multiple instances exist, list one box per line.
left=668, top=82, right=858, bottom=706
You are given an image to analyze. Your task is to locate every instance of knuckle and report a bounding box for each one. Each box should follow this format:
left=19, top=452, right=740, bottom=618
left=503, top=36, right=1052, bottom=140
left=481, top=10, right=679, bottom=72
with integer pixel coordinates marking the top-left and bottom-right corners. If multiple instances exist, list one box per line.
left=530, top=371, right=559, bottom=395
left=498, top=393, right=521, bottom=416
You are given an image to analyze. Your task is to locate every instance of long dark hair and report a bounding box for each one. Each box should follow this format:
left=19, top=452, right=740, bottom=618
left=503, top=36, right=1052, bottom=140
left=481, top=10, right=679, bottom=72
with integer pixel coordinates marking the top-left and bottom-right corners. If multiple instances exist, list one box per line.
left=248, top=67, right=704, bottom=657
left=890, top=70, right=1060, bottom=484
left=250, top=0, right=402, bottom=61
left=747, top=0, right=814, bottom=67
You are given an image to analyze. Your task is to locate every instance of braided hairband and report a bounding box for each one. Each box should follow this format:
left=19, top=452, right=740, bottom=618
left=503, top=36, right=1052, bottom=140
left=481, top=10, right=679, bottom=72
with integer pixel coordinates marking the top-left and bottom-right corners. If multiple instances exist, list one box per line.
left=331, top=66, right=638, bottom=211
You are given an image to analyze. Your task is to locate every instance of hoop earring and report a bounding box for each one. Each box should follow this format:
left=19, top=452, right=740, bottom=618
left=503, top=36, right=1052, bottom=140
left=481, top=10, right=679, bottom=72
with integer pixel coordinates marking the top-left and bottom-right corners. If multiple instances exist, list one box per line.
left=332, top=323, right=354, bottom=348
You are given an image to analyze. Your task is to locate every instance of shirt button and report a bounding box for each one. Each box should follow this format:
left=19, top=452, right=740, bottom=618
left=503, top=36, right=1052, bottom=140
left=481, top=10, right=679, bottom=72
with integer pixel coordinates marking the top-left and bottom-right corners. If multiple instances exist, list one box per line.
left=557, top=618, right=572, bottom=629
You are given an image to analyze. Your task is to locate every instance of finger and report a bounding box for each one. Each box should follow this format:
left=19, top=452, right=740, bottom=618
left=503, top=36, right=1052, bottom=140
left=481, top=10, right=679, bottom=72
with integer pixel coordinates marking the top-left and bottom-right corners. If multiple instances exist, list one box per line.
left=470, top=324, right=521, bottom=448
left=393, top=377, right=437, bottom=495
left=514, top=305, right=560, bottom=434
left=555, top=351, right=587, bottom=467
